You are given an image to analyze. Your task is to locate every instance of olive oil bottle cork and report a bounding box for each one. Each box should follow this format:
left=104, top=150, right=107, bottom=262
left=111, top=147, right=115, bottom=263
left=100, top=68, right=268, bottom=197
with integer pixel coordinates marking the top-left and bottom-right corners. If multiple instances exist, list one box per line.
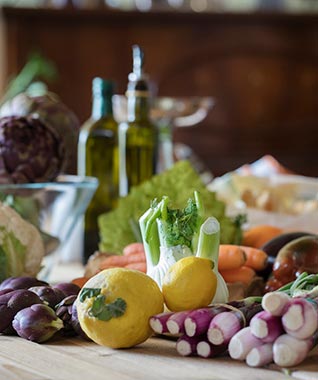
left=78, top=78, right=119, bottom=262
left=119, top=45, right=158, bottom=197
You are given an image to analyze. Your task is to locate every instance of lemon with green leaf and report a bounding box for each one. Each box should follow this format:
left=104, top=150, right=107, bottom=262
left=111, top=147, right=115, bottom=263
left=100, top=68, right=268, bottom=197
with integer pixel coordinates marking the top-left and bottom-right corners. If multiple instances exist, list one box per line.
left=162, top=256, right=217, bottom=311
left=76, top=268, right=164, bottom=348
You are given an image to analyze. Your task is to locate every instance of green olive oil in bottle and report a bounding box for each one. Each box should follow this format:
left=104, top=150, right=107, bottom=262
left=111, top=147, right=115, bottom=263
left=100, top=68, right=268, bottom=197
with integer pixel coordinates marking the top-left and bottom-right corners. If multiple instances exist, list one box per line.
left=78, top=78, right=119, bottom=262
left=119, top=45, right=158, bottom=197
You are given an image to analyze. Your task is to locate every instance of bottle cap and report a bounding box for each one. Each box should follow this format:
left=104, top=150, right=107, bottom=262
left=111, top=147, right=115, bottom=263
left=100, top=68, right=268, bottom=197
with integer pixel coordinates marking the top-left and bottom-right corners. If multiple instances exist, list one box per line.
left=126, top=45, right=150, bottom=96
left=92, top=77, right=114, bottom=97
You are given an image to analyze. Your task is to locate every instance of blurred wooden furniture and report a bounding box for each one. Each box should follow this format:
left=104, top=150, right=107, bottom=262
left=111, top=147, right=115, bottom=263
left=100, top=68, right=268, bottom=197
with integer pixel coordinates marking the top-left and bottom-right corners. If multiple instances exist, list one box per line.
left=0, top=7, right=317, bottom=176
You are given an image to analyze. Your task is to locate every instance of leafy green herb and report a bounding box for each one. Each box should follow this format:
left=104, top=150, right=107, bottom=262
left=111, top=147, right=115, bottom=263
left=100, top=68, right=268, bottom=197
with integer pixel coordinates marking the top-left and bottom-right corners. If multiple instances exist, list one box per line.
left=89, top=295, right=127, bottom=321
left=163, top=197, right=199, bottom=248
left=79, top=288, right=101, bottom=303
left=98, top=160, right=243, bottom=253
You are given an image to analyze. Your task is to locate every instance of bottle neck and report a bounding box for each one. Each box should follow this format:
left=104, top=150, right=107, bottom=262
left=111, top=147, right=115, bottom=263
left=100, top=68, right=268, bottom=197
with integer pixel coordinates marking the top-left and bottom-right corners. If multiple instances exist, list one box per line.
left=127, top=92, right=150, bottom=123
left=92, top=94, right=113, bottom=120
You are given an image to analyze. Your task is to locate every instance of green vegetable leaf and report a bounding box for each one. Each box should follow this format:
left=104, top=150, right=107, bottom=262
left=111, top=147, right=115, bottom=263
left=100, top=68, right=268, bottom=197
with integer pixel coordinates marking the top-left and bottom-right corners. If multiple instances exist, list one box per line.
left=0, top=227, right=27, bottom=280
left=89, top=295, right=127, bottom=321
left=99, top=160, right=242, bottom=254
left=79, top=287, right=101, bottom=303
left=163, top=197, right=199, bottom=248
left=89, top=294, right=106, bottom=315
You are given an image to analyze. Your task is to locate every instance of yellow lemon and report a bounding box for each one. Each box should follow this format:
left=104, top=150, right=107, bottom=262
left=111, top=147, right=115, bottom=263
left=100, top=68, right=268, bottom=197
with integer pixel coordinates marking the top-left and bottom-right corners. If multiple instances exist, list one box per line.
left=162, top=256, right=217, bottom=311
left=76, top=268, right=164, bottom=348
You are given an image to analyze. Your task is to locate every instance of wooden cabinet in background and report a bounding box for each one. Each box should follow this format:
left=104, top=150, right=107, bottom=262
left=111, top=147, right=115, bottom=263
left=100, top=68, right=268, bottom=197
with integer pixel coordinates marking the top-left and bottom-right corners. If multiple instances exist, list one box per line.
left=1, top=7, right=317, bottom=176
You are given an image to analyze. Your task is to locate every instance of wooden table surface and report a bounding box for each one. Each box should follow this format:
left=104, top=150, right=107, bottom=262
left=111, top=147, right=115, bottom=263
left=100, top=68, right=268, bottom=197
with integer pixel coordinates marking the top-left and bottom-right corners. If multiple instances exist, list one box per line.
left=1, top=262, right=317, bottom=380
left=1, top=332, right=317, bottom=380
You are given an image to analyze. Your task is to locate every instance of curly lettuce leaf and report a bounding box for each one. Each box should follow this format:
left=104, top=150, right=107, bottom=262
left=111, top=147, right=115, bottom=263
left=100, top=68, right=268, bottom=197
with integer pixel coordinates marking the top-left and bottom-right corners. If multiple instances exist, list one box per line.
left=98, top=160, right=243, bottom=254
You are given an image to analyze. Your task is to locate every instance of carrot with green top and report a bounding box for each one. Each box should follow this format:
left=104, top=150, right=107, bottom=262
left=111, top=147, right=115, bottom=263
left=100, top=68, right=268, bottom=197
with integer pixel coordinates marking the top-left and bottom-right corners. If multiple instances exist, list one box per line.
left=218, top=245, right=247, bottom=271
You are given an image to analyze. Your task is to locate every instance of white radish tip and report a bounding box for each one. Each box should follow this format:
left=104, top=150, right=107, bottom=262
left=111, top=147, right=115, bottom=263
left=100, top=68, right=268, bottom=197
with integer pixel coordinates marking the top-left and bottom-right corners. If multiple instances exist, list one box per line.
left=228, top=338, right=244, bottom=360
left=184, top=319, right=196, bottom=337
left=273, top=343, right=295, bottom=367
left=167, top=320, right=180, bottom=335
left=262, top=293, right=279, bottom=311
left=208, top=328, right=223, bottom=345
left=176, top=340, right=192, bottom=356
left=197, top=341, right=210, bottom=358
left=282, top=304, right=303, bottom=331
left=262, top=292, right=290, bottom=316
left=149, top=319, right=163, bottom=334
left=246, top=348, right=261, bottom=367
left=250, top=319, right=268, bottom=339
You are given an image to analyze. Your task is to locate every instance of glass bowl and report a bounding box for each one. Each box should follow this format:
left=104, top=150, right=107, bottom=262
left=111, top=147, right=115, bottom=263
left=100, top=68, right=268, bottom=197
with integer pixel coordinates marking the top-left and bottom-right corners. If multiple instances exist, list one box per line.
left=112, top=95, right=215, bottom=127
left=0, top=175, right=98, bottom=279
left=113, top=95, right=215, bottom=173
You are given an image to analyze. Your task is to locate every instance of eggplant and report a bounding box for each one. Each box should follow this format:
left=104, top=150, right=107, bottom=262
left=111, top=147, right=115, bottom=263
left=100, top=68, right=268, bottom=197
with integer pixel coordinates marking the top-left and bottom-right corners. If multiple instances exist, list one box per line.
left=261, top=232, right=316, bottom=261
left=266, top=235, right=318, bottom=291
left=259, top=232, right=316, bottom=280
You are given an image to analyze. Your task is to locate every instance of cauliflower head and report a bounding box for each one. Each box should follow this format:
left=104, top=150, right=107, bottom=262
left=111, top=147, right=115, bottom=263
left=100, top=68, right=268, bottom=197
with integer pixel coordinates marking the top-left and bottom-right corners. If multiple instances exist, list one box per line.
left=0, top=202, right=44, bottom=281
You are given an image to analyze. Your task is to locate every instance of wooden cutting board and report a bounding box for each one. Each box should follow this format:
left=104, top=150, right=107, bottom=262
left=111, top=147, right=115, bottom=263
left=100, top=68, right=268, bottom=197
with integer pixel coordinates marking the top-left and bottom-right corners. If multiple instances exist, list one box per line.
left=0, top=335, right=317, bottom=380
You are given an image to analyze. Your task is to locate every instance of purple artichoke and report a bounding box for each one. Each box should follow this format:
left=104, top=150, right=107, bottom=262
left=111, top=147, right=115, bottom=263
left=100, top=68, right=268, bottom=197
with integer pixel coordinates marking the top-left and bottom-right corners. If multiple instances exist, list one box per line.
left=12, top=303, right=63, bottom=343
left=0, top=92, right=79, bottom=174
left=55, top=294, right=77, bottom=336
left=29, top=286, right=66, bottom=308
left=0, top=115, right=65, bottom=183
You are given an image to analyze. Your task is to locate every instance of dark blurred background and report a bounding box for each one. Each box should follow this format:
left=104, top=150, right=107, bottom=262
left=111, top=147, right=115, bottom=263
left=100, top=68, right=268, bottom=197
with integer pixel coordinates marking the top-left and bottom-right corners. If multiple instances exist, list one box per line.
left=0, top=0, right=317, bottom=177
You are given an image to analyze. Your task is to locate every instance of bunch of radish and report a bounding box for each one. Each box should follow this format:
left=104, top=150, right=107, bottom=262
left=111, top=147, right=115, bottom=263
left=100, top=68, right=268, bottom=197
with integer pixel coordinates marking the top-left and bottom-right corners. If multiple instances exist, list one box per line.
left=150, top=297, right=263, bottom=359
left=149, top=273, right=318, bottom=368
left=240, top=291, right=318, bottom=368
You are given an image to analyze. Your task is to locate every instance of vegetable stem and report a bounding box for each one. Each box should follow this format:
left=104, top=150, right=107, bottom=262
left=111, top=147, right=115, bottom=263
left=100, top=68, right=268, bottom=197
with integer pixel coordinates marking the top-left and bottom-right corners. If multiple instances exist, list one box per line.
left=139, top=204, right=161, bottom=268
left=191, top=191, right=205, bottom=252
left=149, top=311, right=174, bottom=334
left=250, top=310, right=283, bottom=343
left=246, top=343, right=273, bottom=367
left=196, top=217, right=220, bottom=261
left=196, top=216, right=229, bottom=303
left=184, top=307, right=223, bottom=337
left=261, top=291, right=291, bottom=316
left=166, top=310, right=192, bottom=335
left=273, top=333, right=317, bottom=367
left=281, top=298, right=318, bottom=339
left=228, top=326, right=263, bottom=360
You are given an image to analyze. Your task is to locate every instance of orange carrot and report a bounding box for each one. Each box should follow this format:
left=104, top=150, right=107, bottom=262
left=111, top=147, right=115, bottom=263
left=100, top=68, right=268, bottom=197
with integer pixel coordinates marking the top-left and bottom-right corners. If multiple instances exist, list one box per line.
left=242, top=225, right=283, bottom=248
left=99, top=252, right=145, bottom=271
left=123, top=242, right=145, bottom=256
left=218, top=245, right=247, bottom=271
left=239, top=245, right=268, bottom=271
left=71, top=276, right=90, bottom=288
left=220, top=265, right=256, bottom=285
left=124, top=261, right=147, bottom=273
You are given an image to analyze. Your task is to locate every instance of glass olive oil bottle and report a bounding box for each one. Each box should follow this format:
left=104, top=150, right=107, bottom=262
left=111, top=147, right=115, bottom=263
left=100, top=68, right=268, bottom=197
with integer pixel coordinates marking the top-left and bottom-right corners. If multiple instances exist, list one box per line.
left=119, top=45, right=158, bottom=197
left=78, top=78, right=119, bottom=262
